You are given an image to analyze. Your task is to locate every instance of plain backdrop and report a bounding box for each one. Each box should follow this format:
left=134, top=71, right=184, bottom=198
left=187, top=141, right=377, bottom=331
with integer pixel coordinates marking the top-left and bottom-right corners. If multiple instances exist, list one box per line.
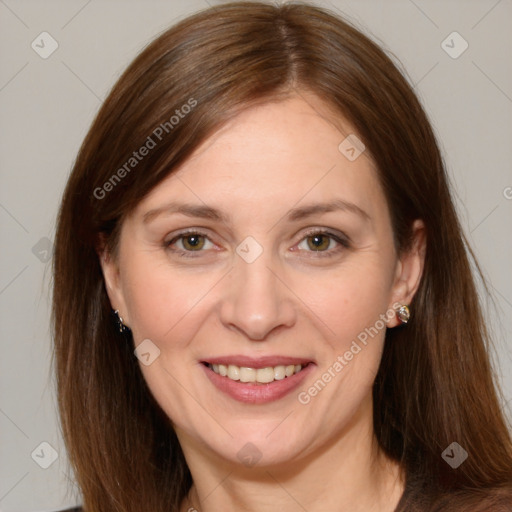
left=0, top=0, right=511, bottom=510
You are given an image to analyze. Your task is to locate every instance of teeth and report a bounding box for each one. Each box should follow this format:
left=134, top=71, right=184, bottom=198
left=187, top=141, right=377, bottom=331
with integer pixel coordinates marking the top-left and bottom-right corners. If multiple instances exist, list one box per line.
left=239, top=366, right=255, bottom=383
left=274, top=365, right=286, bottom=380
left=227, top=365, right=240, bottom=381
left=209, top=362, right=304, bottom=383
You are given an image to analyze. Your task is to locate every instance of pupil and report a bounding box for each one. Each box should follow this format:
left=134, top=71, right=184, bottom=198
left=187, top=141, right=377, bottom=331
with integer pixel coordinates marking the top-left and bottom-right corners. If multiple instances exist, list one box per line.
left=309, top=235, right=328, bottom=251
left=183, top=235, right=204, bottom=250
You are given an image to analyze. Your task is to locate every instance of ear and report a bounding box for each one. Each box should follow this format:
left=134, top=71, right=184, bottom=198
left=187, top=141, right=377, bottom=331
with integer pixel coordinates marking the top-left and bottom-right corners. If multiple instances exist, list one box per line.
left=97, top=238, right=130, bottom=326
left=387, top=219, right=426, bottom=327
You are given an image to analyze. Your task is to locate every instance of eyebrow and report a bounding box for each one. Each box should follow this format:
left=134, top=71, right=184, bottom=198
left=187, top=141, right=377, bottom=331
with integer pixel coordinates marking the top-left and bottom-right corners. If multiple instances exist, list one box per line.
left=142, top=199, right=371, bottom=224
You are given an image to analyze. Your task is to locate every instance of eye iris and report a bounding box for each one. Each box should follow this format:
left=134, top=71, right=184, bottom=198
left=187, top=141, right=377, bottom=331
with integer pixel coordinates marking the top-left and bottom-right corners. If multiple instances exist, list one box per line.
left=307, top=234, right=330, bottom=251
left=183, top=234, right=205, bottom=251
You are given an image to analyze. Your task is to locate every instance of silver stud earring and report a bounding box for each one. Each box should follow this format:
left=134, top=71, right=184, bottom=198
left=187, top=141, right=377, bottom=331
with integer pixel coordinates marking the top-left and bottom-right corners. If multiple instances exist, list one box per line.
left=113, top=309, right=130, bottom=333
left=396, top=304, right=410, bottom=324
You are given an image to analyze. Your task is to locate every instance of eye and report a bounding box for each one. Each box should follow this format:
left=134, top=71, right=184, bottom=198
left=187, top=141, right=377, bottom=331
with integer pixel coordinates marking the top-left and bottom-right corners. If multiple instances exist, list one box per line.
left=164, top=228, right=349, bottom=259
left=295, top=229, right=350, bottom=256
left=165, top=230, right=215, bottom=255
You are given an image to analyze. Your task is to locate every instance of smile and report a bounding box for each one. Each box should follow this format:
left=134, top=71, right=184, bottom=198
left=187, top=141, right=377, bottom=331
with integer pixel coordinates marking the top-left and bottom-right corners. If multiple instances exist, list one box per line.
left=206, top=362, right=306, bottom=384
left=201, top=357, right=315, bottom=404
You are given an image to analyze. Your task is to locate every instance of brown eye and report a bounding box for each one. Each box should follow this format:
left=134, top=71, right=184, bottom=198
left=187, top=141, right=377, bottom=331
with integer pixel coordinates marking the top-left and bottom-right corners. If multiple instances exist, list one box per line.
left=305, top=234, right=332, bottom=251
left=180, top=234, right=206, bottom=251
left=166, top=231, right=214, bottom=254
left=295, top=229, right=350, bottom=258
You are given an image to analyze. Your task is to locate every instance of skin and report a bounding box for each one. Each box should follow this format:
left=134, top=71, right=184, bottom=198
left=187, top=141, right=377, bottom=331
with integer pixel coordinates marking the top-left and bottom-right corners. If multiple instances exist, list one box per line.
left=100, top=93, right=426, bottom=512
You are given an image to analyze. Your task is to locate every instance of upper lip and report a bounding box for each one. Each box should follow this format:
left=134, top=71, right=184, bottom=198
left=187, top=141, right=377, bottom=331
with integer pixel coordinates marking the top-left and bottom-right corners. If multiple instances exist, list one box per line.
left=202, top=355, right=314, bottom=369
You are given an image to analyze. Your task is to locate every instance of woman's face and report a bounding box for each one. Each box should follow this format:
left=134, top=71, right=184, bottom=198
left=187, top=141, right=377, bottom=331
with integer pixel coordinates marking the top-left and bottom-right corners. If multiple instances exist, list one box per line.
left=101, top=94, right=422, bottom=468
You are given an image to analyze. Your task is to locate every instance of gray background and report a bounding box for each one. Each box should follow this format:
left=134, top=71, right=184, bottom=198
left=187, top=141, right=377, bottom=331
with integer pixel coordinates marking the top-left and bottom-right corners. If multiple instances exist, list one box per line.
left=0, top=0, right=511, bottom=510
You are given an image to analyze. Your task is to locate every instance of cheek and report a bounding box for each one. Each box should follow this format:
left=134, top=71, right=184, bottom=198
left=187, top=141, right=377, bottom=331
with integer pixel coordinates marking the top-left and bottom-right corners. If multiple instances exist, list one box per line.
left=120, top=252, right=209, bottom=344
left=295, top=259, right=394, bottom=348
left=119, top=255, right=218, bottom=425
left=304, top=268, right=392, bottom=398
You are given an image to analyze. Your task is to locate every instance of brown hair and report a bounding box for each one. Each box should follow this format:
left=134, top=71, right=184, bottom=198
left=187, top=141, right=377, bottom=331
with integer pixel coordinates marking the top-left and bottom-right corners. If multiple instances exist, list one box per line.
left=52, top=2, right=512, bottom=510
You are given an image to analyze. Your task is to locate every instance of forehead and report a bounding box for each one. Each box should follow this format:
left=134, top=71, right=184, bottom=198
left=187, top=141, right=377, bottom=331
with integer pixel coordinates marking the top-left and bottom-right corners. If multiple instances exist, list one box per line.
left=133, top=94, right=385, bottom=223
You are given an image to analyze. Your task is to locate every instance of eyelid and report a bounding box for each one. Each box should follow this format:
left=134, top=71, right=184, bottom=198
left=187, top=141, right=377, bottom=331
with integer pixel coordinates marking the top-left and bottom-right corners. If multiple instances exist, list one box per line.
left=164, top=227, right=350, bottom=258
left=164, top=228, right=214, bottom=253
left=165, top=227, right=212, bottom=244
left=298, top=227, right=351, bottom=244
left=292, top=227, right=350, bottom=257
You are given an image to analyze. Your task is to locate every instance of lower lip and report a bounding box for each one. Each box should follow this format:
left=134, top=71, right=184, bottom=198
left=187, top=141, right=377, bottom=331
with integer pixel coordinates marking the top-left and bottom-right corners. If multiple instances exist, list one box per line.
left=201, top=363, right=315, bottom=404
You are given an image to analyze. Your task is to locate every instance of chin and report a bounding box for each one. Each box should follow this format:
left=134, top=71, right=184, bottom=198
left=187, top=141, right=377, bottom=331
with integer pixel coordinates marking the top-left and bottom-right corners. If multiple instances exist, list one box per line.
left=195, top=421, right=314, bottom=469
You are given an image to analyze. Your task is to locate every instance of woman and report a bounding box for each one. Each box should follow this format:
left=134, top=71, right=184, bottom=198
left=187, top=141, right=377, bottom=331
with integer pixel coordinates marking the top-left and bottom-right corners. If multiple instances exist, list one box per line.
left=52, top=2, right=512, bottom=511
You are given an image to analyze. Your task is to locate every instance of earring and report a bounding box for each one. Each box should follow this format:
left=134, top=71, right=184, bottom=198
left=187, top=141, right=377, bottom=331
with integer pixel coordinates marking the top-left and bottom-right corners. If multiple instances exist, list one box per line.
left=113, top=309, right=130, bottom=333
left=396, top=304, right=410, bottom=324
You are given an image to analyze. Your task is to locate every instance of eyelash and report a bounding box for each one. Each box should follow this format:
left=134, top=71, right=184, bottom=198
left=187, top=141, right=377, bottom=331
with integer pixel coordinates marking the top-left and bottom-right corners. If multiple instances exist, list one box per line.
left=164, top=228, right=350, bottom=259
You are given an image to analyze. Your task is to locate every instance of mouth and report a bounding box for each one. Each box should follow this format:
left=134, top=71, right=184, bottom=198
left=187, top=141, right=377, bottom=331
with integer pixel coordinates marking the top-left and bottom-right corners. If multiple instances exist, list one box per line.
left=203, top=361, right=310, bottom=385
left=200, top=356, right=315, bottom=404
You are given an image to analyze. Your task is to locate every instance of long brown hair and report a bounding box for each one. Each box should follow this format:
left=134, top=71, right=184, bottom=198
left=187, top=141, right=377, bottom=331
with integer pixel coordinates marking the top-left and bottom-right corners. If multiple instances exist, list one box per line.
left=52, top=2, right=512, bottom=510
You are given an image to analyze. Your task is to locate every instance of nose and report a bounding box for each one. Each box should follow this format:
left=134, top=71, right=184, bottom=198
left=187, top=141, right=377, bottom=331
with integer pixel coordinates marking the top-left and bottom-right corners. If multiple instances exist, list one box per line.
left=219, top=252, right=297, bottom=341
